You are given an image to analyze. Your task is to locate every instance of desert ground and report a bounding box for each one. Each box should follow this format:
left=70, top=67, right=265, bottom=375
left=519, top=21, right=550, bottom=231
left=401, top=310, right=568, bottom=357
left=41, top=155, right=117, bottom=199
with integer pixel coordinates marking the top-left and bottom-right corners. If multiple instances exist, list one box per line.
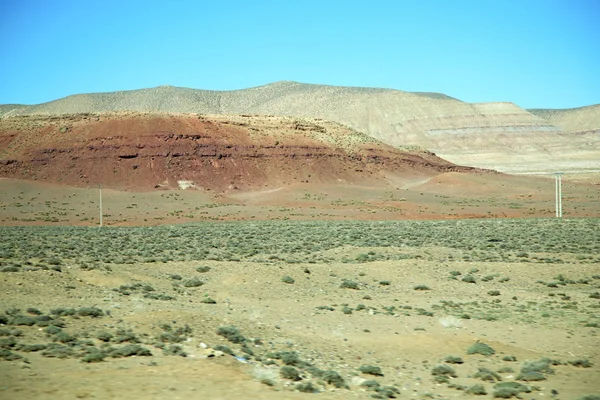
left=0, top=199, right=599, bottom=399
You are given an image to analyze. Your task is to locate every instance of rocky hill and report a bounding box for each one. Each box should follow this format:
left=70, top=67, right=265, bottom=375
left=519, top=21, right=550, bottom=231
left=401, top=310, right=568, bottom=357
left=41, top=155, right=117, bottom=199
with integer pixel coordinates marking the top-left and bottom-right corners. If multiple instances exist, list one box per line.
left=2, top=82, right=598, bottom=175
left=0, top=112, right=476, bottom=191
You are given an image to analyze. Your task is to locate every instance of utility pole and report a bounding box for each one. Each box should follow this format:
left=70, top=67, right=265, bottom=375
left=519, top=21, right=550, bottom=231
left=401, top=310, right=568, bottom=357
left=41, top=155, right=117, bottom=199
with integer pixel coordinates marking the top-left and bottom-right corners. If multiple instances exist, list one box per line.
left=99, top=184, right=103, bottom=227
left=554, top=172, right=563, bottom=218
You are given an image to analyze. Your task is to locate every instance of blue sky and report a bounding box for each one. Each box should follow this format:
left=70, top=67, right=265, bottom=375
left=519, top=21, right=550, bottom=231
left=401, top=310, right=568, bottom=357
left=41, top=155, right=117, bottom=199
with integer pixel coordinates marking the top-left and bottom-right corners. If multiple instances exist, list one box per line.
left=1, top=0, right=598, bottom=108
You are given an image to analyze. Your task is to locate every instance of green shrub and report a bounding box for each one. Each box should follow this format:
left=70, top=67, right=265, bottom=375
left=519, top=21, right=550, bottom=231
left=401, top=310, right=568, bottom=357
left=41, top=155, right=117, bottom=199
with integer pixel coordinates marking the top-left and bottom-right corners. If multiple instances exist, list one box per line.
left=96, top=332, right=113, bottom=342
left=280, top=366, right=301, bottom=381
left=569, top=359, right=592, bottom=368
left=109, top=344, right=152, bottom=357
left=196, top=266, right=211, bottom=273
left=359, top=364, right=384, bottom=376
left=462, top=275, right=477, bottom=283
left=0, top=337, right=18, bottom=349
left=213, top=345, right=235, bottom=356
left=281, top=276, right=295, bottom=284
left=516, top=358, right=554, bottom=381
left=493, top=382, right=531, bottom=398
left=201, top=297, right=217, bottom=304
left=340, top=279, right=359, bottom=290
left=217, top=326, right=246, bottom=344
left=296, top=382, right=317, bottom=393
left=444, top=355, right=464, bottom=364
left=467, top=342, right=495, bottom=356
left=0, top=348, right=22, bottom=361
left=44, top=325, right=62, bottom=335
left=163, top=344, right=187, bottom=357
left=114, top=329, right=140, bottom=343
left=322, top=370, right=348, bottom=388
left=431, top=364, right=457, bottom=377
left=77, top=307, right=104, bottom=318
left=414, top=285, right=430, bottom=291
left=488, top=290, right=501, bottom=296
left=81, top=350, right=106, bottom=363
left=50, top=308, right=76, bottom=317
left=473, top=367, right=501, bottom=382
left=183, top=278, right=204, bottom=288
left=466, top=384, right=487, bottom=395
left=375, top=386, right=400, bottom=398
left=379, top=280, right=391, bottom=286
left=41, top=343, right=74, bottom=358
left=11, top=316, right=36, bottom=326
left=502, top=355, right=517, bottom=362
left=360, top=380, right=380, bottom=388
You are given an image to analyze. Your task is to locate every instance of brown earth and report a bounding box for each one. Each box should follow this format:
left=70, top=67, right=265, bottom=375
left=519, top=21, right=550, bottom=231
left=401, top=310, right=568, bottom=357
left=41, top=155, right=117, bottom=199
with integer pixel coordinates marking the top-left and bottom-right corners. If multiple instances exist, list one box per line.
left=0, top=112, right=476, bottom=192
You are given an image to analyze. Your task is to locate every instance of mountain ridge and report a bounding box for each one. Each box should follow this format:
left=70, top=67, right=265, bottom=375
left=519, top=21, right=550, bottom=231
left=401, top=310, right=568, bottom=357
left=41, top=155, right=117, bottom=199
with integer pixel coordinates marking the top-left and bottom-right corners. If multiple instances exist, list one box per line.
left=1, top=81, right=598, bottom=176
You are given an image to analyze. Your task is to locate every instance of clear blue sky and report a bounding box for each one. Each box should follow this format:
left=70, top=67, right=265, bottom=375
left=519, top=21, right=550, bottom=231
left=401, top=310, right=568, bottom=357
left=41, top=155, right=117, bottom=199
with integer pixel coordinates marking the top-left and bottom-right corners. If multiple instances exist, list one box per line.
left=1, top=0, right=598, bottom=109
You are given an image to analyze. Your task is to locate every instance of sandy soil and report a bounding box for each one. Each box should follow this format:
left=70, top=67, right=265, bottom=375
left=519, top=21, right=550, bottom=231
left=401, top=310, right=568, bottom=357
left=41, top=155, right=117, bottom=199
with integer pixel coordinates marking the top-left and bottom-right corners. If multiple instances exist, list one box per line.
left=0, top=244, right=598, bottom=400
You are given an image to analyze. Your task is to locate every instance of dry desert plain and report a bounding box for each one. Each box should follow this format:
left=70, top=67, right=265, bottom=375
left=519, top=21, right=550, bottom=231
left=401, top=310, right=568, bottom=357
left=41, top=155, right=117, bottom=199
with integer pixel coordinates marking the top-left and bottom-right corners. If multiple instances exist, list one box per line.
left=0, top=175, right=599, bottom=400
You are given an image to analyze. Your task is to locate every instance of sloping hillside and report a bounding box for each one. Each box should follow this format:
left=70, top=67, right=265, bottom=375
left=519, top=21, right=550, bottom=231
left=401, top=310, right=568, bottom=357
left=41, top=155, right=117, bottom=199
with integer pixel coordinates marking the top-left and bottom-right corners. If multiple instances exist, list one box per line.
left=2, top=82, right=598, bottom=175
left=0, top=112, right=476, bottom=191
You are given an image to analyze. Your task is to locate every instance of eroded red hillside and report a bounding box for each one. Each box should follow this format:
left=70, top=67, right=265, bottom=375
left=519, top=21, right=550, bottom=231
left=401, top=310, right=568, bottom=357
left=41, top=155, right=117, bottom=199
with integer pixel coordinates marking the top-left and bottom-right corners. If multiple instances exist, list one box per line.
left=0, top=112, right=480, bottom=191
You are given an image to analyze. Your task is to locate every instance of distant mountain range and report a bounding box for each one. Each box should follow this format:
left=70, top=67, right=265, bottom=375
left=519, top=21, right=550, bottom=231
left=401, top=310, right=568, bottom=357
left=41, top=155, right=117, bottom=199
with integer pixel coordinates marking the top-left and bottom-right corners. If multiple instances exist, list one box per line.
left=1, top=81, right=598, bottom=175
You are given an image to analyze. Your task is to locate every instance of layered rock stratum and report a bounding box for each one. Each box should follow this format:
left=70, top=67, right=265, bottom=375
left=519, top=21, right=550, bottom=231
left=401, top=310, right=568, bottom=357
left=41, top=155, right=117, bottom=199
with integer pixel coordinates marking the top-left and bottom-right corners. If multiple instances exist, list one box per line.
left=1, top=82, right=598, bottom=176
left=0, top=112, right=477, bottom=190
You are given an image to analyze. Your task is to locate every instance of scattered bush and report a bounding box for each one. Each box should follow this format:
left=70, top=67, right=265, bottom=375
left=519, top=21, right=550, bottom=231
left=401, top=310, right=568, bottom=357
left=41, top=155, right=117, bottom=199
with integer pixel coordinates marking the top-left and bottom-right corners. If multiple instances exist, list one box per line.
left=431, top=364, right=457, bottom=377
left=340, top=279, right=359, bottom=290
left=213, top=344, right=235, bottom=356
left=568, top=359, right=592, bottom=368
left=81, top=350, right=106, bottom=363
left=466, top=384, right=487, bottom=395
left=163, top=344, right=187, bottom=357
left=77, top=307, right=104, bottom=318
left=281, top=276, right=295, bottom=284
left=444, top=355, right=464, bottom=364
left=109, top=344, right=152, bottom=357
left=11, top=316, right=36, bottom=326
left=473, top=367, right=501, bottom=382
left=359, top=364, right=384, bottom=376
left=217, top=326, right=246, bottom=344
left=360, top=380, right=380, bottom=388
left=462, top=275, right=477, bottom=283
left=517, top=358, right=554, bottom=381
left=296, top=382, right=317, bottom=393
left=280, top=366, right=301, bottom=381
left=414, top=285, right=430, bottom=291
left=321, top=370, right=348, bottom=389
left=493, top=382, right=531, bottom=398
left=467, top=342, right=495, bottom=356
left=183, top=278, right=204, bottom=288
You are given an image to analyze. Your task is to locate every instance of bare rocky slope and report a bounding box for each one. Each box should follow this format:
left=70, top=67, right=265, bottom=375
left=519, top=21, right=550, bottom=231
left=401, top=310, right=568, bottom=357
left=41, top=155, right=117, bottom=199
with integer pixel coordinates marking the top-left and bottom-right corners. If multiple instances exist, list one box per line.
left=1, top=81, right=598, bottom=175
left=0, top=112, right=476, bottom=191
